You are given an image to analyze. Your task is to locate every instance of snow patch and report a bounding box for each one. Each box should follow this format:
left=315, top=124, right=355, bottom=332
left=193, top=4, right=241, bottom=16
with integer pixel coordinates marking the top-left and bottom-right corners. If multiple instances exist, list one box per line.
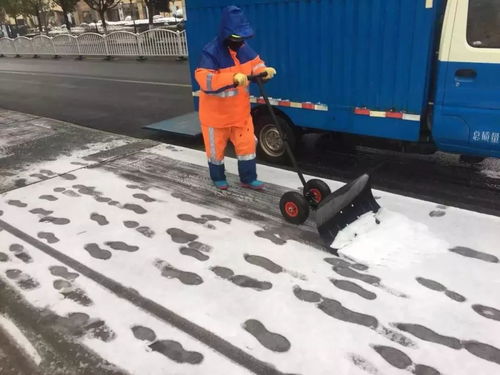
left=336, top=209, right=449, bottom=269
left=3, top=139, right=131, bottom=187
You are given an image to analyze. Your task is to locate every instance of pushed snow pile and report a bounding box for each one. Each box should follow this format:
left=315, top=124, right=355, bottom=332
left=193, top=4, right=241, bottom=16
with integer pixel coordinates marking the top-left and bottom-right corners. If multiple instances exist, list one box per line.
left=334, top=209, right=448, bottom=269
left=480, top=157, right=500, bottom=179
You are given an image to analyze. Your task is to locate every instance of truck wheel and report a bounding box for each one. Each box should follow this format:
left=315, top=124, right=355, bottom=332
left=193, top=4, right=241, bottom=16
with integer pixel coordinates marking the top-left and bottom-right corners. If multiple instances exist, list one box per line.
left=253, top=112, right=296, bottom=164
left=280, top=191, right=310, bottom=225
left=304, top=179, right=331, bottom=204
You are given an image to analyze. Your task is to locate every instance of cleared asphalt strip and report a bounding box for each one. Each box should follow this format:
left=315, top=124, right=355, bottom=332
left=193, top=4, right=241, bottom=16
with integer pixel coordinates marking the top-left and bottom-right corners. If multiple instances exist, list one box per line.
left=0, top=70, right=192, bottom=88
left=0, top=218, right=285, bottom=375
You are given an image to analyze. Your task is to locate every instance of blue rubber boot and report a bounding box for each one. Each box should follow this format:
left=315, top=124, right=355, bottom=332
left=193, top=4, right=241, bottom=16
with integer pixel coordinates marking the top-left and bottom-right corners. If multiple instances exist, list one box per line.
left=238, top=158, right=262, bottom=190
left=214, top=180, right=229, bottom=190
left=209, top=162, right=228, bottom=190
left=241, top=180, right=265, bottom=190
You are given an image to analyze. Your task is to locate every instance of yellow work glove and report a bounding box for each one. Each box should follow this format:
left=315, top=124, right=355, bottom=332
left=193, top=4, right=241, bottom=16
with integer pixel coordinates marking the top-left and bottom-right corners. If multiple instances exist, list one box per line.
left=263, top=67, right=277, bottom=80
left=233, top=73, right=249, bottom=87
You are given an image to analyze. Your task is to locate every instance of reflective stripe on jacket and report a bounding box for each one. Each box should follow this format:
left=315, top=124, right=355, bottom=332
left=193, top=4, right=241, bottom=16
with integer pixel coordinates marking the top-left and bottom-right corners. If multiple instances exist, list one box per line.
left=195, top=49, right=265, bottom=128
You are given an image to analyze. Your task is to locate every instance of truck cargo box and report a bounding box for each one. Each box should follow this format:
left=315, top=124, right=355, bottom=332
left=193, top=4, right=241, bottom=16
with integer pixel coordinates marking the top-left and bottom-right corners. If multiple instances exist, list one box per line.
left=186, top=0, right=445, bottom=142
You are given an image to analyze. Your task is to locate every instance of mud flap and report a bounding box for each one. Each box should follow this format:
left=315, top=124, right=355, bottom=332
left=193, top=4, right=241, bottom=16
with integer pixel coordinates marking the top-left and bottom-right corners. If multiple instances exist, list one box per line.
left=315, top=174, right=380, bottom=248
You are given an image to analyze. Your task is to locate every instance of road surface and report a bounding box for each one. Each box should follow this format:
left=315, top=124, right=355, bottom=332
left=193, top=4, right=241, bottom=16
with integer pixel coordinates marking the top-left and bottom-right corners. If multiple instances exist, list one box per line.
left=0, top=57, right=193, bottom=139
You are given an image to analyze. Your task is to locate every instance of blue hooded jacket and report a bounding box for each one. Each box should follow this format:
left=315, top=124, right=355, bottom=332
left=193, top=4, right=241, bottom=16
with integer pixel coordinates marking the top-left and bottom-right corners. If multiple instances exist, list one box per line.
left=198, top=5, right=259, bottom=71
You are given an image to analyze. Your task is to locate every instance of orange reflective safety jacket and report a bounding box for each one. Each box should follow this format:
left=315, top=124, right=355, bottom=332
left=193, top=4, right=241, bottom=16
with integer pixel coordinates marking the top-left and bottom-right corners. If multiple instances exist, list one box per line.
left=194, top=8, right=266, bottom=128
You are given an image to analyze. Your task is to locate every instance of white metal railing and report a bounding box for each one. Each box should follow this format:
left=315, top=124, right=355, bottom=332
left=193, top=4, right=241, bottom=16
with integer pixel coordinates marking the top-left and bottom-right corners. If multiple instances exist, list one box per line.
left=106, top=31, right=139, bottom=56
left=77, top=33, right=107, bottom=56
left=53, top=34, right=79, bottom=56
left=0, top=29, right=188, bottom=58
left=32, top=35, right=55, bottom=55
left=0, top=38, right=16, bottom=55
left=13, top=36, right=34, bottom=55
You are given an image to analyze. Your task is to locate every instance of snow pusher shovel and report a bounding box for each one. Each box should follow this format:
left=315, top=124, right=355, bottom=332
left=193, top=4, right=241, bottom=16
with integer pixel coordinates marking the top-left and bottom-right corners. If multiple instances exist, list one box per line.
left=249, top=72, right=380, bottom=248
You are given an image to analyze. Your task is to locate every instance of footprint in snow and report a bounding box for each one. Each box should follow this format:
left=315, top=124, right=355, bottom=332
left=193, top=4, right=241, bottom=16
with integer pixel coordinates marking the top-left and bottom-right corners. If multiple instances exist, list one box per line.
left=126, top=184, right=148, bottom=191
left=123, top=203, right=147, bottom=214
left=154, top=259, right=203, bottom=286
left=187, top=241, right=212, bottom=252
left=166, top=228, right=198, bottom=244
left=244, top=253, right=307, bottom=280
left=9, top=243, right=33, bottom=263
left=30, top=173, right=50, bottom=180
left=84, top=243, right=112, bottom=260
left=132, top=193, right=155, bottom=202
left=136, top=226, right=155, bottom=238
left=449, top=246, right=499, bottom=263
left=179, top=247, right=209, bottom=261
left=37, top=232, right=60, bottom=244
left=39, top=195, right=58, bottom=202
left=429, top=210, right=446, bottom=218
left=62, top=190, right=81, bottom=198
left=210, top=266, right=272, bottom=291
left=416, top=277, right=466, bottom=302
left=5, top=269, right=40, bottom=290
left=472, top=304, right=500, bottom=322
left=123, top=220, right=139, bottom=228
left=49, top=265, right=79, bottom=281
left=293, top=286, right=415, bottom=348
left=349, top=354, right=383, bottom=375
left=7, top=199, right=28, bottom=207
left=104, top=241, right=139, bottom=252
left=29, top=208, right=53, bottom=216
left=53, top=279, right=93, bottom=306
left=372, top=345, right=442, bottom=374
left=39, top=216, right=70, bottom=225
left=132, top=326, right=205, bottom=365
left=95, top=197, right=112, bottom=203
left=324, top=257, right=369, bottom=271
left=330, top=278, right=377, bottom=300
left=243, top=319, right=291, bottom=352
left=254, top=229, right=286, bottom=245
left=90, top=213, right=109, bottom=226
left=60, top=173, right=77, bottom=180
left=56, top=312, right=115, bottom=342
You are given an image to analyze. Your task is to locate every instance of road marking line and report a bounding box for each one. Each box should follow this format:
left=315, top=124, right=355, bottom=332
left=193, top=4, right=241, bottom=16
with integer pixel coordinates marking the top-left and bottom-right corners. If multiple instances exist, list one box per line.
left=0, top=70, right=192, bottom=88
left=0, top=218, right=284, bottom=375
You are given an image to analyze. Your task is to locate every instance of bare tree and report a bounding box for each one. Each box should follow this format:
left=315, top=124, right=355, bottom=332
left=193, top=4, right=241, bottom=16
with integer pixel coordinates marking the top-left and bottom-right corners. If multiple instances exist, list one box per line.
left=22, top=0, right=51, bottom=34
left=52, top=0, right=78, bottom=31
left=0, top=0, right=23, bottom=31
left=83, top=0, right=120, bottom=34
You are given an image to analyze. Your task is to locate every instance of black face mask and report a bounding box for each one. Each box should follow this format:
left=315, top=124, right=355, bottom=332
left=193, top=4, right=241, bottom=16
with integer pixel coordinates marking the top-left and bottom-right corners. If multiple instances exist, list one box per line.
left=226, top=39, right=244, bottom=51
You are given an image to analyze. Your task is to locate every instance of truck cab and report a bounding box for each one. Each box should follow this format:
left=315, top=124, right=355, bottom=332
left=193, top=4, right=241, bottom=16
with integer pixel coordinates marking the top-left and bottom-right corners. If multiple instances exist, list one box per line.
left=433, top=0, right=500, bottom=158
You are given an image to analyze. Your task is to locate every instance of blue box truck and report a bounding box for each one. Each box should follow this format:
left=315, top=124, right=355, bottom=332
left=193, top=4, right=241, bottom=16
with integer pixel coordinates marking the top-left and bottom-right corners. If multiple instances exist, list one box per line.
left=186, top=0, right=500, bottom=162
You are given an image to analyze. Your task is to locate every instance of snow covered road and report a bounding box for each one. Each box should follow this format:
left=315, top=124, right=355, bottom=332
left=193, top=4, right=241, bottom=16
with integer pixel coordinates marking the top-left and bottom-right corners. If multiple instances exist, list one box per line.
left=1, top=109, right=500, bottom=375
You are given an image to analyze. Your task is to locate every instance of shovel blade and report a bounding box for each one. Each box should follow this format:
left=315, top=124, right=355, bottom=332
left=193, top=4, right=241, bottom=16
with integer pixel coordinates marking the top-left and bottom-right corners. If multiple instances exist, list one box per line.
left=316, top=174, right=380, bottom=248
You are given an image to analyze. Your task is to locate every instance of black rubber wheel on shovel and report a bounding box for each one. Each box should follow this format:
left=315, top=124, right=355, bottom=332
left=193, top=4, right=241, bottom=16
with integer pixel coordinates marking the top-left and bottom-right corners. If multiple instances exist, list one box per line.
left=280, top=191, right=310, bottom=225
left=304, top=179, right=331, bottom=204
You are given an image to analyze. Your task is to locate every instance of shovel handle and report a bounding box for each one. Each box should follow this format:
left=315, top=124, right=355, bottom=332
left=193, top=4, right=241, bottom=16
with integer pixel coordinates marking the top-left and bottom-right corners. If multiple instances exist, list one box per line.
left=249, top=71, right=308, bottom=188
left=247, top=71, right=268, bottom=81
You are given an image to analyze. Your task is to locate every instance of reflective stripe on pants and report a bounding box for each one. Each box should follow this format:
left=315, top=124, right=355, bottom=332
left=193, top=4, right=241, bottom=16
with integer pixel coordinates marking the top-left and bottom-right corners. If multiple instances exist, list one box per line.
left=201, top=117, right=257, bottom=177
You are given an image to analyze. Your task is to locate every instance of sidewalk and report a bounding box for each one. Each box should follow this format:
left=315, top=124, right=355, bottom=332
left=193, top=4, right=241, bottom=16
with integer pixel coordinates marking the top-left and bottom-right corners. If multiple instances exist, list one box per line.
left=1, top=108, right=500, bottom=375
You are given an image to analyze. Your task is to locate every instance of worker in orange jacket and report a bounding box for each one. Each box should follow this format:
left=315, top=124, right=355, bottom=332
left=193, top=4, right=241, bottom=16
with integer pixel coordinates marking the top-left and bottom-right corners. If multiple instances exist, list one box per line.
left=195, top=5, right=276, bottom=190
